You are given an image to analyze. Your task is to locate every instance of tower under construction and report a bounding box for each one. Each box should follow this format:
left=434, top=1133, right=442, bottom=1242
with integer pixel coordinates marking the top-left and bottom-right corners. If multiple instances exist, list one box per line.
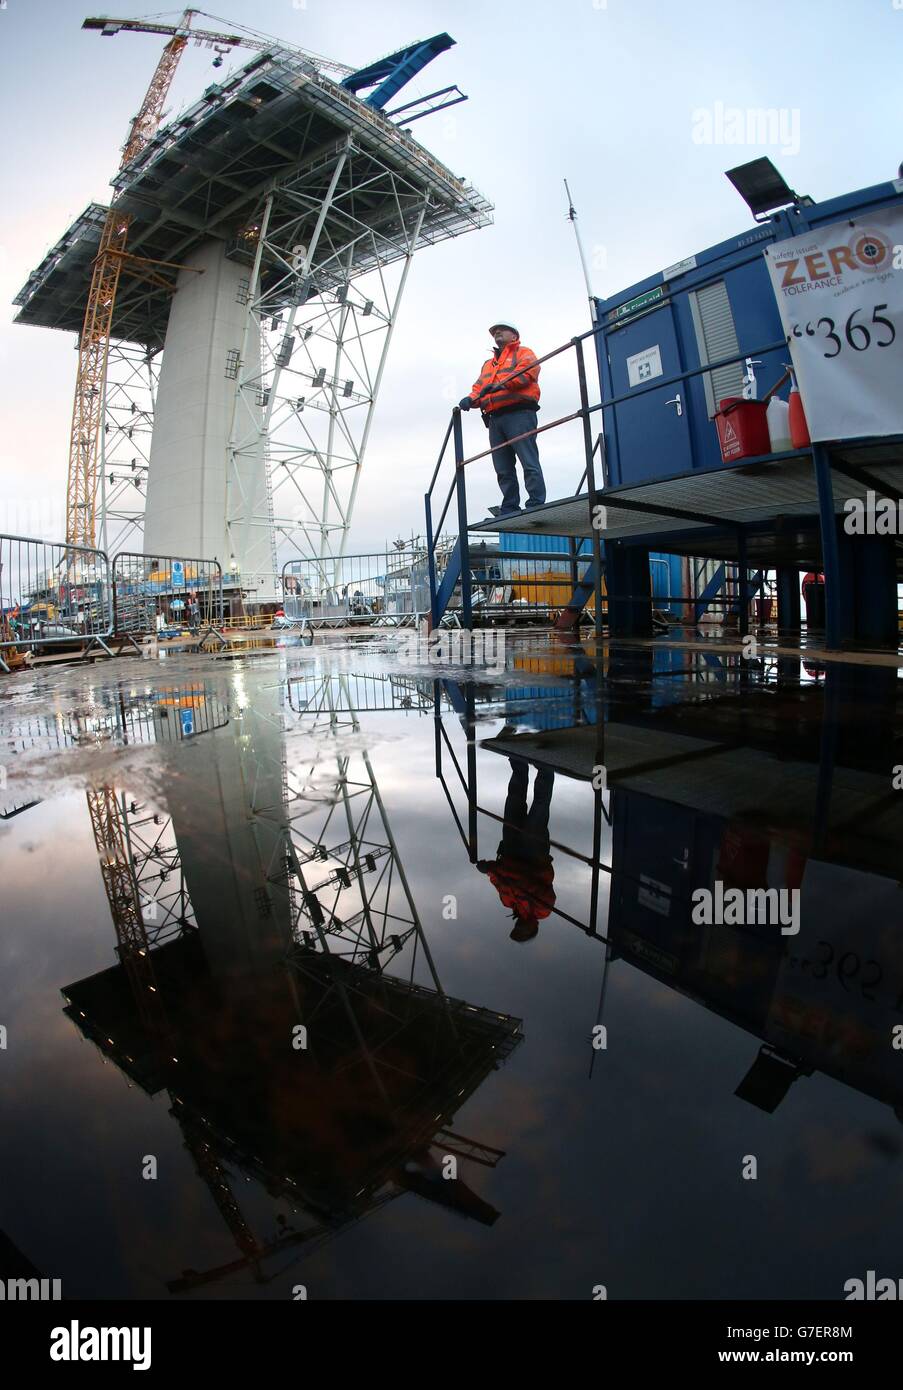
left=13, top=17, right=491, bottom=597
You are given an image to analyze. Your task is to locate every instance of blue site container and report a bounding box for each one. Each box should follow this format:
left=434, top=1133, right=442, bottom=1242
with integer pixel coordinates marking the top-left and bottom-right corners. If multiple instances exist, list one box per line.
left=501, top=532, right=684, bottom=613
left=593, top=177, right=903, bottom=489
left=650, top=553, right=684, bottom=613
left=497, top=532, right=588, bottom=556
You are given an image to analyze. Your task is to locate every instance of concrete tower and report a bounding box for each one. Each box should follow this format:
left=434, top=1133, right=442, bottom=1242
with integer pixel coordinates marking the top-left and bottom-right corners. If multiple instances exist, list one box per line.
left=142, top=241, right=271, bottom=585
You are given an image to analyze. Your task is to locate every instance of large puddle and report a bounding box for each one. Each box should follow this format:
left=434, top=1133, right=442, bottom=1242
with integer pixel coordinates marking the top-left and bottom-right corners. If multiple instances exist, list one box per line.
left=2, top=632, right=902, bottom=1299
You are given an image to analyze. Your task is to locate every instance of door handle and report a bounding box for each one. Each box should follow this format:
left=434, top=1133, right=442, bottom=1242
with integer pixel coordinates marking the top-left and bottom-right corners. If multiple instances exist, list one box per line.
left=665, top=393, right=683, bottom=417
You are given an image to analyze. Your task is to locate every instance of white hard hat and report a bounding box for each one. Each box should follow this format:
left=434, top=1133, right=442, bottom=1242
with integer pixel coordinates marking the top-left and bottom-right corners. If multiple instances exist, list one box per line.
left=489, top=319, right=518, bottom=334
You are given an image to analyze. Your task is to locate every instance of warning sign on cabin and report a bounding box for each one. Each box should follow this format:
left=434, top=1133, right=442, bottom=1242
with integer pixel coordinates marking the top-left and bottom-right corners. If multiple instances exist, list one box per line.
left=764, top=205, right=903, bottom=440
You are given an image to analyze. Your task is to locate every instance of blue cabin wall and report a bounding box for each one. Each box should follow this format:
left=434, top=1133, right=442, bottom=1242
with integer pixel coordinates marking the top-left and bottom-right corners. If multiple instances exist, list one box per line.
left=593, top=178, right=903, bottom=491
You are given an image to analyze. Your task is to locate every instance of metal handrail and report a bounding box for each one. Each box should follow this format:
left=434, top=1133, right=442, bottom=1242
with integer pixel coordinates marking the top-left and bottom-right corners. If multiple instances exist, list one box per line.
left=423, top=320, right=796, bottom=636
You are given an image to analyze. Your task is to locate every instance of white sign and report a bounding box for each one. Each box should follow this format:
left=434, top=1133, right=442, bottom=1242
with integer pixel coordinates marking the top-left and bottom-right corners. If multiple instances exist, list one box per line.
left=637, top=874, right=671, bottom=917
left=663, top=254, right=697, bottom=280
left=764, top=205, right=903, bottom=440
left=626, top=344, right=663, bottom=388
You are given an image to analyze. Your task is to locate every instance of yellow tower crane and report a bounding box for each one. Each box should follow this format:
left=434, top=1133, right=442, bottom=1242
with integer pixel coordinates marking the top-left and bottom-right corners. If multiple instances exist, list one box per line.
left=67, top=11, right=353, bottom=550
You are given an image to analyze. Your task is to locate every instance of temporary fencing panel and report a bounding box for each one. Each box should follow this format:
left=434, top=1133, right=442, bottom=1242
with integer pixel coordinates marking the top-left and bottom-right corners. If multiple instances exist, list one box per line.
left=112, top=552, right=223, bottom=636
left=0, top=533, right=113, bottom=669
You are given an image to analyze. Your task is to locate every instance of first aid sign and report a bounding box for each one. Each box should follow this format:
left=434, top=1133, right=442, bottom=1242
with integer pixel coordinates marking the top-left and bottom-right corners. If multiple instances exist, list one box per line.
left=764, top=205, right=903, bottom=441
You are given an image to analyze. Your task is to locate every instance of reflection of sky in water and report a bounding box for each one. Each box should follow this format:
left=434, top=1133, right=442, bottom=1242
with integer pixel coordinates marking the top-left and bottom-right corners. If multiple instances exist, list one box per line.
left=2, top=641, right=903, bottom=1299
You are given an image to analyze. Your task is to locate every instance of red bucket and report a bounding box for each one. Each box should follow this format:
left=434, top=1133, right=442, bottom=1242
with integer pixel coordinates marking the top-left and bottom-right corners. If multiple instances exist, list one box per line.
left=715, top=397, right=771, bottom=463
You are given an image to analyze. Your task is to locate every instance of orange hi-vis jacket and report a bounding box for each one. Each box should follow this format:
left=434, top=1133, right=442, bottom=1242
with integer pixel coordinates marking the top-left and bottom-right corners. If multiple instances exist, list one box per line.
left=485, top=856, right=555, bottom=921
left=469, top=336, right=541, bottom=415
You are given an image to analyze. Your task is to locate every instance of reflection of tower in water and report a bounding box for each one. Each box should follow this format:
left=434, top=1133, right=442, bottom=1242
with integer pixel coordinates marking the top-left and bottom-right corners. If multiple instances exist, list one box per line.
left=62, top=671, right=522, bottom=1291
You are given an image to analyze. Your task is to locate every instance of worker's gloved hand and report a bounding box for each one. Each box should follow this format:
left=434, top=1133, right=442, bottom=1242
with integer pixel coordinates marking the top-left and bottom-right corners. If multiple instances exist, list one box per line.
left=458, top=396, right=473, bottom=411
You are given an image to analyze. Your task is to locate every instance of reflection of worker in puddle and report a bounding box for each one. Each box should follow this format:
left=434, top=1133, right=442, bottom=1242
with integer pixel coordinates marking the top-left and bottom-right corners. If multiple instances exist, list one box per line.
left=478, top=759, right=555, bottom=941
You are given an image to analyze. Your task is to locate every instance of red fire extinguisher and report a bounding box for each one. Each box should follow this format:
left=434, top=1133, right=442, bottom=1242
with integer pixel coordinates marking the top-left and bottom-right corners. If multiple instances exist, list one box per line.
left=785, top=363, right=810, bottom=448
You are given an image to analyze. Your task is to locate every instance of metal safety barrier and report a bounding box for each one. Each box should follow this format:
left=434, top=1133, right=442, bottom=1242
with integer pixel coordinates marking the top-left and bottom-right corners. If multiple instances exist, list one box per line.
left=438, top=541, right=599, bottom=627
left=281, top=548, right=432, bottom=628
left=0, top=532, right=114, bottom=672
left=112, top=551, right=224, bottom=649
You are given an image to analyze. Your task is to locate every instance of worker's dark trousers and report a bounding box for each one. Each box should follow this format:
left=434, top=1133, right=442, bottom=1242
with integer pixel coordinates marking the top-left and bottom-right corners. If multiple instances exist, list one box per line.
left=498, top=759, right=555, bottom=862
left=487, top=409, right=546, bottom=512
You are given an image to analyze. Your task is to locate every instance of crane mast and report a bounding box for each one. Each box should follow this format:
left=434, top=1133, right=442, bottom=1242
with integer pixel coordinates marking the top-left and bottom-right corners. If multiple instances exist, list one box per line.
left=66, top=12, right=353, bottom=550
left=66, top=13, right=194, bottom=549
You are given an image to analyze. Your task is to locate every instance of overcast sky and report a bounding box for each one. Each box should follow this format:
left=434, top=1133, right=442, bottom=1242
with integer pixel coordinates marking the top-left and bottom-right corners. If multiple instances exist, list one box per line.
left=1, top=0, right=901, bottom=549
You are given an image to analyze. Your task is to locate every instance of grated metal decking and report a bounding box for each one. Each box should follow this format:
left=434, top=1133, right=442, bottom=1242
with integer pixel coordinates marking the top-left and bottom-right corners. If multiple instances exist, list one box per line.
left=483, top=723, right=903, bottom=869
left=469, top=444, right=903, bottom=567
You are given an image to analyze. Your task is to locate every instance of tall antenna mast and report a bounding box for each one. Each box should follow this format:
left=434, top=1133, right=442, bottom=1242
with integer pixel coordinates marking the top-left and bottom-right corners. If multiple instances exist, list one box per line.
left=564, top=178, right=597, bottom=324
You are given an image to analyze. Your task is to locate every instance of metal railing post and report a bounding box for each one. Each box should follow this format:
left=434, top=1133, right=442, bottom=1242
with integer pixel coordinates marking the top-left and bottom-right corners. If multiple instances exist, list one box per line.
left=452, top=408, right=472, bottom=630
left=737, top=530, right=750, bottom=641
left=575, top=339, right=603, bottom=640
left=465, top=683, right=478, bottom=861
left=425, top=491, right=438, bottom=628
left=813, top=443, right=841, bottom=650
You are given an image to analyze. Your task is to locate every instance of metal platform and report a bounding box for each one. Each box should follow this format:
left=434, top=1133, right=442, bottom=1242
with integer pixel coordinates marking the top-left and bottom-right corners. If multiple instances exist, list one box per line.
left=469, top=441, right=903, bottom=567
left=13, top=49, right=492, bottom=349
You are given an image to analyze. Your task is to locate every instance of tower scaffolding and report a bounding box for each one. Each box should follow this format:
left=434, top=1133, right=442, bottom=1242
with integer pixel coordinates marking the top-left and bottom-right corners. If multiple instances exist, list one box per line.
left=99, top=341, right=160, bottom=556
left=14, top=36, right=492, bottom=593
left=226, top=145, right=431, bottom=587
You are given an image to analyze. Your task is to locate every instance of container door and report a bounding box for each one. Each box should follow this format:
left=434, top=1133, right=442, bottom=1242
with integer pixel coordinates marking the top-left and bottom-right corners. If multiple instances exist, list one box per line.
left=605, top=302, right=693, bottom=486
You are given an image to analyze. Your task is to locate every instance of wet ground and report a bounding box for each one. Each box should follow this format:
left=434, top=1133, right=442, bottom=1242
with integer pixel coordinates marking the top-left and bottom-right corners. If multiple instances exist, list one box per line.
left=2, top=629, right=903, bottom=1300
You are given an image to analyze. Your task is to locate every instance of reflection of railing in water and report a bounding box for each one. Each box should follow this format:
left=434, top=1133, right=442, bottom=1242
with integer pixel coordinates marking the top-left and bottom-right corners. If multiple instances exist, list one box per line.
left=286, top=671, right=435, bottom=716
left=434, top=676, right=610, bottom=942
left=434, top=657, right=903, bottom=1118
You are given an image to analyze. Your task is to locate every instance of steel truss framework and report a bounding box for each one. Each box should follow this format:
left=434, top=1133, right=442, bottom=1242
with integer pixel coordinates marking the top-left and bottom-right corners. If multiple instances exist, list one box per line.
left=249, top=669, right=521, bottom=1175
left=61, top=670, right=520, bottom=1291
left=237, top=669, right=432, bottom=974
left=225, top=135, right=436, bottom=588
left=17, top=36, right=492, bottom=590
left=100, top=340, right=160, bottom=556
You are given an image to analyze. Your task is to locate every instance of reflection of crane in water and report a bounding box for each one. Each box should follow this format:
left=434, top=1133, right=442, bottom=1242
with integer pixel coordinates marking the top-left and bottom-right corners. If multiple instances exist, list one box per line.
left=63, top=671, right=522, bottom=1293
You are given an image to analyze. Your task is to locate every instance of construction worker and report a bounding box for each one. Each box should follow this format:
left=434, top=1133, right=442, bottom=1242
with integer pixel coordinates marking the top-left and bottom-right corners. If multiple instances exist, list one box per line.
left=477, top=758, right=555, bottom=941
left=459, top=320, right=545, bottom=518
